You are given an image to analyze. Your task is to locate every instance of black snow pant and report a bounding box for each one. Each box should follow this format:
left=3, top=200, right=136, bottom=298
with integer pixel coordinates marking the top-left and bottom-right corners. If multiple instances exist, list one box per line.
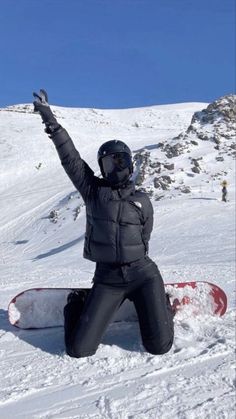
left=64, top=257, right=174, bottom=358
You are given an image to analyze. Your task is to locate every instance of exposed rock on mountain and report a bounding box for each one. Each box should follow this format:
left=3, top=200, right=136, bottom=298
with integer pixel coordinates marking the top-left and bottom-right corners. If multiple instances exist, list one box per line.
left=186, top=94, right=236, bottom=146
left=133, top=94, right=235, bottom=198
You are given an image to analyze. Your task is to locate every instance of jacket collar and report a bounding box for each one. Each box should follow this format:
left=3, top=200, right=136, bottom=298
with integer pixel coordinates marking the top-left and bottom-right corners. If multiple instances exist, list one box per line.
left=112, top=181, right=135, bottom=199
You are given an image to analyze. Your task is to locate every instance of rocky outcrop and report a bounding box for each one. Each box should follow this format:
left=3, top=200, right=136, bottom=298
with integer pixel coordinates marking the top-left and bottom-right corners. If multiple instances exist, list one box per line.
left=132, top=94, right=235, bottom=199
left=133, top=150, right=151, bottom=186
left=133, top=149, right=175, bottom=194
left=163, top=142, right=187, bottom=158
left=186, top=94, right=236, bottom=144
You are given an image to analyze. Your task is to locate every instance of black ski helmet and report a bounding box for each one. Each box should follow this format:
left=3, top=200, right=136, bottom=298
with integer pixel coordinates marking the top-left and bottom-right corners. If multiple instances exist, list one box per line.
left=97, top=140, right=133, bottom=178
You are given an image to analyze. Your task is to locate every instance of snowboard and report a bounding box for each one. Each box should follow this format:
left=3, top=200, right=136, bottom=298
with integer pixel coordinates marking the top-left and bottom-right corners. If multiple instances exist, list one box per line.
left=8, top=281, right=227, bottom=329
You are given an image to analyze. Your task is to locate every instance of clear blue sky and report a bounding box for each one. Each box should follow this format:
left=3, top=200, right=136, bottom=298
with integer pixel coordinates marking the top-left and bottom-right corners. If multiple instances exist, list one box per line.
left=0, top=0, right=235, bottom=108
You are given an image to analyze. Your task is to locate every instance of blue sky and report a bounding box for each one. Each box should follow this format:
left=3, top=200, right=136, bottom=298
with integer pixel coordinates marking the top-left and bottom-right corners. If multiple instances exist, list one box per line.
left=0, top=0, right=235, bottom=108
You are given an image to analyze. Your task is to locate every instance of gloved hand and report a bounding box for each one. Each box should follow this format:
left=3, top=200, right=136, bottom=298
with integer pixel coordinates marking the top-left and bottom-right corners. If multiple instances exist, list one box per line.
left=33, top=89, right=59, bottom=132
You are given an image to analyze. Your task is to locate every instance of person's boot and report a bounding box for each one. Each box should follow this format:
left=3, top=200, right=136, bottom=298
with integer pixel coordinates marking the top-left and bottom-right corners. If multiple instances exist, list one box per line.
left=64, top=289, right=89, bottom=353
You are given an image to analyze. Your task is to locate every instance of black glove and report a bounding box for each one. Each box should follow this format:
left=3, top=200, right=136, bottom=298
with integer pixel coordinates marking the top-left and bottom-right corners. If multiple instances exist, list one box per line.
left=33, top=89, right=60, bottom=133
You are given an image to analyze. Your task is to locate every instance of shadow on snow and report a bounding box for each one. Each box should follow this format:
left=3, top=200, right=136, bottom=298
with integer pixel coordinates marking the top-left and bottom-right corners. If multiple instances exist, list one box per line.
left=0, top=309, right=142, bottom=356
left=33, top=235, right=85, bottom=260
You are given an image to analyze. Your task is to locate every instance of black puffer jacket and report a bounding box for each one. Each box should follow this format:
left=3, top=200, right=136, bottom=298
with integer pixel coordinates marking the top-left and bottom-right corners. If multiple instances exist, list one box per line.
left=51, top=127, right=154, bottom=264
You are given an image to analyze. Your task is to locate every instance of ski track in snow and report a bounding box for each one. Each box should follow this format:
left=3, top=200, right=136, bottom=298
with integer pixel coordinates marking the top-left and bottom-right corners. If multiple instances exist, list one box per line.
left=0, top=102, right=235, bottom=418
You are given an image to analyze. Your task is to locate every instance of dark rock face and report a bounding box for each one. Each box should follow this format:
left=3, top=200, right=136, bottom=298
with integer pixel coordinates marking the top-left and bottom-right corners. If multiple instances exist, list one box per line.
left=187, top=95, right=236, bottom=143
left=163, top=143, right=186, bottom=158
left=132, top=95, right=235, bottom=199
left=154, top=175, right=173, bottom=190
left=133, top=151, right=151, bottom=186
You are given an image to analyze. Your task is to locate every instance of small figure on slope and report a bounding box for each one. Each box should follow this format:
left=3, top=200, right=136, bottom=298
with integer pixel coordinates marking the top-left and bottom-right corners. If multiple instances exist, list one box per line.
left=33, top=89, right=174, bottom=358
left=221, top=180, right=228, bottom=202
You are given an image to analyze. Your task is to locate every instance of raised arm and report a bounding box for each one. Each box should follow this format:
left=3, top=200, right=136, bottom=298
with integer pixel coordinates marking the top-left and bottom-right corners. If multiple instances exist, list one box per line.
left=33, top=89, right=95, bottom=202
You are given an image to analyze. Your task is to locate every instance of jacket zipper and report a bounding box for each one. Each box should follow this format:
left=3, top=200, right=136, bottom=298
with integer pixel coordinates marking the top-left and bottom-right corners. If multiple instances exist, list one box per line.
left=87, top=223, right=93, bottom=253
left=116, top=191, right=123, bottom=261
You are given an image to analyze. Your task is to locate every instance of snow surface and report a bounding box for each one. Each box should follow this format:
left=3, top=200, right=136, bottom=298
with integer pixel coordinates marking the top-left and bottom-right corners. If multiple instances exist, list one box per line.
left=0, top=101, right=235, bottom=418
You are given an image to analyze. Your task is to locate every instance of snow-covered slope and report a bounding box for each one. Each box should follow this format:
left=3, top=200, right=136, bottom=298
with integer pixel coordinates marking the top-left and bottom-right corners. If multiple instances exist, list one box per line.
left=0, top=96, right=235, bottom=418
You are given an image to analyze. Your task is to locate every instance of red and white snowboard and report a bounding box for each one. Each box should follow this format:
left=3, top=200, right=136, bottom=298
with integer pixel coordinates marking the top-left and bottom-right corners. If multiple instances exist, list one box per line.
left=8, top=281, right=227, bottom=329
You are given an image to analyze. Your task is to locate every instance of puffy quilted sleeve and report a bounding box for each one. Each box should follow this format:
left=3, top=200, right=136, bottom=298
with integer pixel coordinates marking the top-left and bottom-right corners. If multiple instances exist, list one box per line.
left=50, top=126, right=95, bottom=202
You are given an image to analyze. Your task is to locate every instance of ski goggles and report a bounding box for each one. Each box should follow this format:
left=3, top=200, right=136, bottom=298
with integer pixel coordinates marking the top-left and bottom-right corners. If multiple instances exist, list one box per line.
left=101, top=152, right=131, bottom=174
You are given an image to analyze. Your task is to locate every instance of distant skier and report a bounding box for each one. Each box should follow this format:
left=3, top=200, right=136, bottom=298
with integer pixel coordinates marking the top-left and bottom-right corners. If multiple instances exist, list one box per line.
left=221, top=180, right=228, bottom=202
left=33, top=89, right=174, bottom=358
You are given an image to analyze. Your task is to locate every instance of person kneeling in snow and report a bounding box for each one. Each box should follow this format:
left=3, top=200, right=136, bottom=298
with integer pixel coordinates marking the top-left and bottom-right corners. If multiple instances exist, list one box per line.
left=33, top=89, right=174, bottom=358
